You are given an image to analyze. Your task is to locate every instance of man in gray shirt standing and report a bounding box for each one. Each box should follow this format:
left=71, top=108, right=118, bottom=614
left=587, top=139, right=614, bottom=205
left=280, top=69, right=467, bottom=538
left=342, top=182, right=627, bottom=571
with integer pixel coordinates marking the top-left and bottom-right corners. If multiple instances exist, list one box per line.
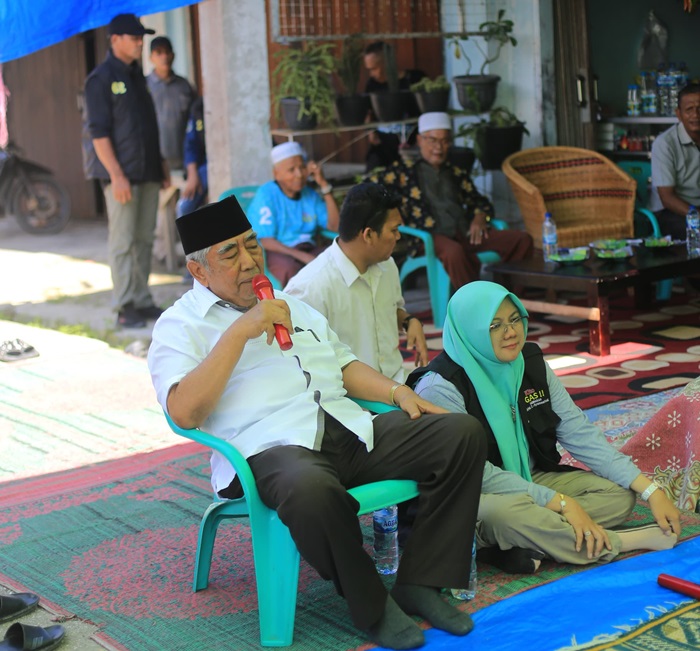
left=146, top=36, right=195, bottom=172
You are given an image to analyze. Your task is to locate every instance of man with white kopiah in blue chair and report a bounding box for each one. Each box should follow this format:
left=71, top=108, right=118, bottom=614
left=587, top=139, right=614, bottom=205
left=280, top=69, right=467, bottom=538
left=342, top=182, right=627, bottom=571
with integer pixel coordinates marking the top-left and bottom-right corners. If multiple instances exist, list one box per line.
left=248, top=142, right=340, bottom=286
left=147, top=195, right=487, bottom=650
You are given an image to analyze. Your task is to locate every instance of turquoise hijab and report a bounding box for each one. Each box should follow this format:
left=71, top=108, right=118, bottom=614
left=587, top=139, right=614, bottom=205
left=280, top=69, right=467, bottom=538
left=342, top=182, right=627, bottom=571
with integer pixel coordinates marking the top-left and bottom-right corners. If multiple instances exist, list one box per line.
left=443, top=281, right=532, bottom=480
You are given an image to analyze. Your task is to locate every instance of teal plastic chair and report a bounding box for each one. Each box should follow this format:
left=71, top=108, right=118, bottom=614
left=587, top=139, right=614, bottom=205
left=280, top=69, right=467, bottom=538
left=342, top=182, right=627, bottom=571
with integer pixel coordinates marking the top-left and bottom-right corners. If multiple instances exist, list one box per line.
left=219, top=185, right=259, bottom=211
left=398, top=220, right=508, bottom=328
left=616, top=160, right=651, bottom=208
left=616, top=162, right=672, bottom=300
left=164, top=399, right=417, bottom=647
left=219, top=185, right=284, bottom=289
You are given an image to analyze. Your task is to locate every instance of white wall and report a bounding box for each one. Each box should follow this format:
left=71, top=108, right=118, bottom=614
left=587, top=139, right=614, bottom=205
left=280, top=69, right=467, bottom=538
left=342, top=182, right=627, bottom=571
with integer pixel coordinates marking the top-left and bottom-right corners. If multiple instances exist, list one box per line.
left=442, top=0, right=554, bottom=224
left=199, top=0, right=272, bottom=199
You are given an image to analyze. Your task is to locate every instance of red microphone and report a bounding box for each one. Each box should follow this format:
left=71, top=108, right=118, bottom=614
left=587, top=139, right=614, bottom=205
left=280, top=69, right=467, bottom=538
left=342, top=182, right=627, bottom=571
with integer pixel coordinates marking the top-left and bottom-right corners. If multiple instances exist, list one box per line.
left=251, top=274, right=293, bottom=351
left=658, top=574, right=700, bottom=599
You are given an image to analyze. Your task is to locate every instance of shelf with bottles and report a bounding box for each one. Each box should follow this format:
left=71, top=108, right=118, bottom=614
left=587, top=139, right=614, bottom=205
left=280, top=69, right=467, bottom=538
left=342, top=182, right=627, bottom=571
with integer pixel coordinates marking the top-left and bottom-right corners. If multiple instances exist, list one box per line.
left=625, top=62, right=690, bottom=120
left=596, top=117, right=676, bottom=159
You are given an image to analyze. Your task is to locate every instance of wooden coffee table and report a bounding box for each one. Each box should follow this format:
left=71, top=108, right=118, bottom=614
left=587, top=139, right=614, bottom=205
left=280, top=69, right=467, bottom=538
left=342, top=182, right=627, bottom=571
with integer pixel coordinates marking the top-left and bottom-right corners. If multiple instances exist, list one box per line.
left=488, top=245, right=700, bottom=356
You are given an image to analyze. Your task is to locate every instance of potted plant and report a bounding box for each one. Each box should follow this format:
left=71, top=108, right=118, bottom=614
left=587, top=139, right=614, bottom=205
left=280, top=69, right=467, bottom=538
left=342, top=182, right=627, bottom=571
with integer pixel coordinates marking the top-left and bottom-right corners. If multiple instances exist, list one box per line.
left=273, top=42, right=337, bottom=130
left=452, top=9, right=517, bottom=113
left=455, top=106, right=528, bottom=170
left=410, top=75, right=451, bottom=113
left=334, top=35, right=371, bottom=126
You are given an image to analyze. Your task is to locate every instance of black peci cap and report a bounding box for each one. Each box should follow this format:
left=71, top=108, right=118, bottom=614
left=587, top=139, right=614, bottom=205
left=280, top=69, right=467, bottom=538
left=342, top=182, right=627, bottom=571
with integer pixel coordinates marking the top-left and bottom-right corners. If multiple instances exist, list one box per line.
left=176, top=196, right=253, bottom=255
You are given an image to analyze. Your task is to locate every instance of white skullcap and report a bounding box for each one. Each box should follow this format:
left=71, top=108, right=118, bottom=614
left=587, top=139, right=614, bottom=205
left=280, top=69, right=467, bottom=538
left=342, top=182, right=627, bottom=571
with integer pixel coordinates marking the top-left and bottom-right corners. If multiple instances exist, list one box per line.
left=270, top=141, right=305, bottom=165
left=418, top=112, right=452, bottom=134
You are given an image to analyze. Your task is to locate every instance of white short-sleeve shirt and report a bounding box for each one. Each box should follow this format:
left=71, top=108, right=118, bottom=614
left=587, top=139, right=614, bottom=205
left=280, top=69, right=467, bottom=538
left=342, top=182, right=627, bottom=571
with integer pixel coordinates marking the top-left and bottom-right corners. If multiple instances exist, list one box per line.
left=147, top=281, right=374, bottom=493
left=284, top=239, right=407, bottom=382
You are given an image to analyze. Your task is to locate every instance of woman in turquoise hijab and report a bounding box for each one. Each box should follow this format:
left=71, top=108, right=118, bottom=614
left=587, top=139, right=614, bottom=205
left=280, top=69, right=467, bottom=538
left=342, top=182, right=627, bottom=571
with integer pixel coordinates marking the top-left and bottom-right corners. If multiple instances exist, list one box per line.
left=409, top=281, right=681, bottom=572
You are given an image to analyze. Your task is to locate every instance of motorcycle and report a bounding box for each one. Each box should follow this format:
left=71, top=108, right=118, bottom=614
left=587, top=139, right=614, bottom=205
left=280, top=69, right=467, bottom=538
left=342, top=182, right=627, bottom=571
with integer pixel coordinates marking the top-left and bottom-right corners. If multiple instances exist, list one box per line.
left=0, top=145, right=71, bottom=234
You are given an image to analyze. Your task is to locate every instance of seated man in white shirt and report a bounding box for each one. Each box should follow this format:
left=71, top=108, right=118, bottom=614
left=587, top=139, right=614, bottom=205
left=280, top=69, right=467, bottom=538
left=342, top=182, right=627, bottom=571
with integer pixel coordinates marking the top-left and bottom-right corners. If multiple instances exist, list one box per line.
left=147, top=195, right=487, bottom=650
left=285, top=182, right=429, bottom=382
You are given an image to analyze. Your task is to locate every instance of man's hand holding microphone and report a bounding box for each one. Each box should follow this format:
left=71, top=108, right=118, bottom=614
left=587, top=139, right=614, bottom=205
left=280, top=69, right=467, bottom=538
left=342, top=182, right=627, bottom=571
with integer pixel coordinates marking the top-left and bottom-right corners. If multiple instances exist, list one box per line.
left=250, top=274, right=293, bottom=350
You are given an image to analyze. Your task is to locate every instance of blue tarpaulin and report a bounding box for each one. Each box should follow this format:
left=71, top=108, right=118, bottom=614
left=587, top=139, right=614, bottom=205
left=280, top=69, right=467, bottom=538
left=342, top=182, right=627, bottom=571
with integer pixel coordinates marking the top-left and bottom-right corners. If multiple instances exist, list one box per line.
left=377, top=535, right=700, bottom=650
left=0, top=0, right=197, bottom=64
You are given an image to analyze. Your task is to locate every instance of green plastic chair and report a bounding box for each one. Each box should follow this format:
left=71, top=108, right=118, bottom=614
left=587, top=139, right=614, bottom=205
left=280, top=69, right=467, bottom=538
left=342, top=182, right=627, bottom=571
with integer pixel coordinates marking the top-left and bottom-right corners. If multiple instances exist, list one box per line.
left=164, top=399, right=417, bottom=647
left=397, top=220, right=508, bottom=328
left=219, top=185, right=259, bottom=212
left=616, top=162, right=672, bottom=300
left=219, top=185, right=284, bottom=289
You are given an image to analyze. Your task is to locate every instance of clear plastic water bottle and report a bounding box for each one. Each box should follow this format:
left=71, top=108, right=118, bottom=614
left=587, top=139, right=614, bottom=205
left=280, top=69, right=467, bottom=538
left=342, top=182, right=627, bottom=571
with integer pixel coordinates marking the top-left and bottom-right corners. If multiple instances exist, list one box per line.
left=667, top=62, right=680, bottom=113
left=451, top=538, right=477, bottom=601
left=626, top=84, right=641, bottom=116
left=656, top=64, right=671, bottom=117
left=373, top=505, right=399, bottom=574
left=542, top=211, right=558, bottom=261
left=687, top=205, right=700, bottom=258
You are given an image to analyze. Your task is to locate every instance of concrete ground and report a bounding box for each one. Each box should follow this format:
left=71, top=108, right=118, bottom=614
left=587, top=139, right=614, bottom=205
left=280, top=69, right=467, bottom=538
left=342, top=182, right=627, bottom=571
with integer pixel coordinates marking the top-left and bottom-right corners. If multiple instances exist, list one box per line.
left=0, top=214, right=431, bottom=349
left=0, top=214, right=431, bottom=650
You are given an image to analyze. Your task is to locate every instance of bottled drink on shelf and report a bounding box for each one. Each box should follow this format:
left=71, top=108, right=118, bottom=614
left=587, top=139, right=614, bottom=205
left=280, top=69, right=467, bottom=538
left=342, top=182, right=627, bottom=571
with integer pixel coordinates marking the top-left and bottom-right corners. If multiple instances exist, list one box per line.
left=626, top=84, right=641, bottom=116
left=676, top=62, right=689, bottom=90
left=451, top=538, right=478, bottom=601
left=687, top=205, right=700, bottom=258
left=542, top=211, right=558, bottom=261
left=656, top=63, right=674, bottom=117
left=640, top=71, right=658, bottom=115
left=667, top=62, right=680, bottom=113
left=373, top=505, right=399, bottom=575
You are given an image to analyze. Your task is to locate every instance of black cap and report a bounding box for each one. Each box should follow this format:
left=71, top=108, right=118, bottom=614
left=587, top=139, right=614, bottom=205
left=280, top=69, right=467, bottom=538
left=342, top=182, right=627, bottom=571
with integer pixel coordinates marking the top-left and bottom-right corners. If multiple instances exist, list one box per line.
left=150, top=36, right=173, bottom=53
left=176, top=196, right=253, bottom=255
left=108, top=14, right=155, bottom=36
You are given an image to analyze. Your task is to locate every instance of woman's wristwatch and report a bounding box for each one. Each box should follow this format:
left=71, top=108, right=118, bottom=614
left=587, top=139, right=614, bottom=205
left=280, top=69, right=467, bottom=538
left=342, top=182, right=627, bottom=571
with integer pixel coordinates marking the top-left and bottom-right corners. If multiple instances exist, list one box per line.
left=641, top=481, right=660, bottom=501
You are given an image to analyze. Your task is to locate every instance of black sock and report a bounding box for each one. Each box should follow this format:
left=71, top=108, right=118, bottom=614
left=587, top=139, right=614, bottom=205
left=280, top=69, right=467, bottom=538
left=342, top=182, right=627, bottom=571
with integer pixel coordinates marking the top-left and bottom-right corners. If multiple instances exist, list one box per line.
left=391, top=584, right=474, bottom=636
left=477, top=546, right=545, bottom=574
left=366, top=595, right=425, bottom=650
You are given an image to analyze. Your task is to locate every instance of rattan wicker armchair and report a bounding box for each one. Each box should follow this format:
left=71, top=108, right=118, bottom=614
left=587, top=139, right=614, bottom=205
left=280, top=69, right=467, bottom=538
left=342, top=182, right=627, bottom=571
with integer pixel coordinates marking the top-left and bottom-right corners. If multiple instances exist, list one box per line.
left=502, top=147, right=636, bottom=248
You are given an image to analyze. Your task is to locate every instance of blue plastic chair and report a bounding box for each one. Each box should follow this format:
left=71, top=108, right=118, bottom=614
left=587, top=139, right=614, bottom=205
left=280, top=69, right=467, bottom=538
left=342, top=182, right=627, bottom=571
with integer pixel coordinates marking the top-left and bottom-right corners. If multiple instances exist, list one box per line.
left=615, top=163, right=673, bottom=300
left=164, top=399, right=417, bottom=647
left=397, top=220, right=508, bottom=328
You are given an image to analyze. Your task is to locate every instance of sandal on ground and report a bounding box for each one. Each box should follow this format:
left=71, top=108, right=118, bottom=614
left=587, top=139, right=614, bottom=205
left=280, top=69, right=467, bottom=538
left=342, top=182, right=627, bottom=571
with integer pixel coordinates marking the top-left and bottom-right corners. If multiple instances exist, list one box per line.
left=0, top=594, right=39, bottom=624
left=0, top=622, right=65, bottom=651
left=0, top=340, right=40, bottom=363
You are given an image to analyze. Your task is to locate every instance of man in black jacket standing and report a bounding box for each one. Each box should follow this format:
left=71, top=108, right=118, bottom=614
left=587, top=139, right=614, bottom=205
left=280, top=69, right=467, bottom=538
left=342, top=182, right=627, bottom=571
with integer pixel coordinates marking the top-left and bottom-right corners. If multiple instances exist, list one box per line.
left=84, top=14, right=170, bottom=328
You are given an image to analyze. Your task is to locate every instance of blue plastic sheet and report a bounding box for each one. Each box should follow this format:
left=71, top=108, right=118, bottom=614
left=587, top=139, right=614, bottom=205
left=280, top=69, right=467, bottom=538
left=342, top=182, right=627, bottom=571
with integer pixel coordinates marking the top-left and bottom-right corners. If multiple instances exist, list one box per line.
left=0, top=0, right=196, bottom=63
left=378, top=535, right=700, bottom=650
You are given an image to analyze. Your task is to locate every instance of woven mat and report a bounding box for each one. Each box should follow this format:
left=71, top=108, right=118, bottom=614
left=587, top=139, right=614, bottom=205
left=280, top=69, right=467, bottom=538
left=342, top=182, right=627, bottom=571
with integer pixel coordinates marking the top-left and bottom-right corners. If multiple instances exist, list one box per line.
left=2, top=442, right=700, bottom=651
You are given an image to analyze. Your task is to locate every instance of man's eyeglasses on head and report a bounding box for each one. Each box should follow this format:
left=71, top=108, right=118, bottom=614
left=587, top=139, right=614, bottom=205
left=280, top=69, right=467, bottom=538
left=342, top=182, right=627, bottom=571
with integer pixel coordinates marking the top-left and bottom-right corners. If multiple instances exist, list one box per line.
left=489, top=315, right=526, bottom=335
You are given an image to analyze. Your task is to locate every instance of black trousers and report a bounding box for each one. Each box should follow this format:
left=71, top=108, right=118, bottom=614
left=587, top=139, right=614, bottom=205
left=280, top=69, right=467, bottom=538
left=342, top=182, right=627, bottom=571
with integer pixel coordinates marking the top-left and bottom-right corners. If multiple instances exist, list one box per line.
left=245, top=409, right=486, bottom=630
left=653, top=208, right=687, bottom=240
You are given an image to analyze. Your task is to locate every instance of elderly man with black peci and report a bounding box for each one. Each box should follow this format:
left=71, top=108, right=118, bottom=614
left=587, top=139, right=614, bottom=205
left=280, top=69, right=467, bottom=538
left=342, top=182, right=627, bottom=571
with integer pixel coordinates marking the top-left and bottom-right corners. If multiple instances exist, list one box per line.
left=147, top=195, right=487, bottom=650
